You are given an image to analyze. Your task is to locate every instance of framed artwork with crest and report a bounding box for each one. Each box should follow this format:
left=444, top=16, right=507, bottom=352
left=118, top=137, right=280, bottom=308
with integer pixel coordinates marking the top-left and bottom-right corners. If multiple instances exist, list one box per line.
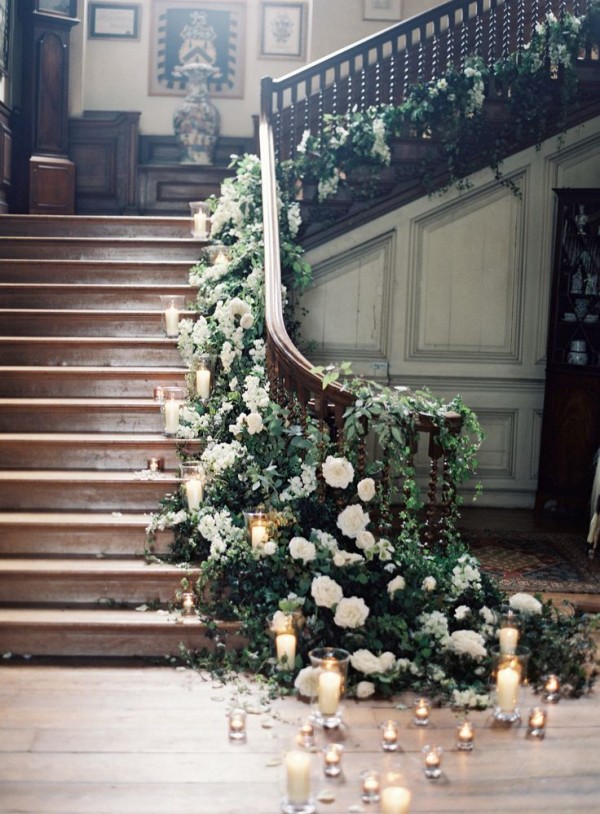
left=259, top=2, right=307, bottom=60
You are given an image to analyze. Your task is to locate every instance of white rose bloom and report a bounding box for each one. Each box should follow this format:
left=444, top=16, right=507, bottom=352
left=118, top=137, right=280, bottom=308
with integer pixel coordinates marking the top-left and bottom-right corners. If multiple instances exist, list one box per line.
left=311, top=575, right=343, bottom=608
left=446, top=630, right=487, bottom=660
left=333, top=550, right=364, bottom=567
left=387, top=575, right=406, bottom=596
left=334, top=596, right=370, bottom=629
left=480, top=605, right=495, bottom=625
left=356, top=530, right=376, bottom=551
left=240, top=313, right=254, bottom=330
left=289, top=536, right=317, bottom=563
left=357, top=477, right=376, bottom=502
left=294, top=666, right=317, bottom=698
left=350, top=649, right=382, bottom=675
left=379, top=652, right=396, bottom=672
left=263, top=541, right=277, bottom=556
left=509, top=592, right=542, bottom=615
left=245, top=412, right=264, bottom=435
left=271, top=611, right=292, bottom=633
left=322, top=455, right=355, bottom=489
left=337, top=504, right=370, bottom=539
left=422, top=576, right=437, bottom=592
left=454, top=605, right=470, bottom=621
left=356, top=681, right=376, bottom=699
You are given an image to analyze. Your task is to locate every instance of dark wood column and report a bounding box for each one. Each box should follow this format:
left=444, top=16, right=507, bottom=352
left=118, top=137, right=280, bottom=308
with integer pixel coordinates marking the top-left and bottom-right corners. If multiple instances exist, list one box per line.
left=13, top=1, right=79, bottom=214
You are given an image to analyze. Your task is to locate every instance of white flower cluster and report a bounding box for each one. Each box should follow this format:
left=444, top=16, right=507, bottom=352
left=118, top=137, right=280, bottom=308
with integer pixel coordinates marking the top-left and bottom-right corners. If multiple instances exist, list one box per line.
left=289, top=536, right=317, bottom=563
left=242, top=374, right=270, bottom=412
left=371, top=117, right=391, bottom=164
left=198, top=508, right=244, bottom=558
left=445, top=629, right=487, bottom=660
left=351, top=648, right=396, bottom=675
left=417, top=610, right=450, bottom=642
left=508, top=592, right=542, bottom=615
left=452, top=688, right=490, bottom=709
left=450, top=554, right=482, bottom=595
left=146, top=508, right=188, bottom=534
left=229, top=412, right=264, bottom=436
left=279, top=463, right=318, bottom=502
left=201, top=440, right=245, bottom=474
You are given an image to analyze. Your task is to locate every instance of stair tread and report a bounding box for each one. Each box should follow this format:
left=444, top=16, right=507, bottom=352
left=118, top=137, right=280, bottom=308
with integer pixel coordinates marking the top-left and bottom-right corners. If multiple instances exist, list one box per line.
left=0, top=397, right=163, bottom=405
left=0, top=432, right=187, bottom=442
left=0, top=282, right=195, bottom=288
left=0, top=470, right=179, bottom=482
left=0, top=558, right=195, bottom=574
left=0, top=308, right=195, bottom=315
left=0, top=511, right=155, bottom=527
left=0, top=365, right=187, bottom=373
left=0, top=337, right=180, bottom=344
left=0, top=607, right=202, bottom=626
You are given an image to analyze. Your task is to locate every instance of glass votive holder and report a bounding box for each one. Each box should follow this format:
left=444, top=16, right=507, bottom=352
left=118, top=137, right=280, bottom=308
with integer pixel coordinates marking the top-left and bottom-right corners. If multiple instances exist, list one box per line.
left=297, top=721, right=315, bottom=749
left=422, top=744, right=443, bottom=779
left=180, top=461, right=206, bottom=513
left=180, top=590, right=196, bottom=616
left=243, top=508, right=269, bottom=553
left=189, top=200, right=211, bottom=239
left=205, top=243, right=231, bottom=269
left=308, top=647, right=350, bottom=729
left=193, top=354, right=217, bottom=400
left=412, top=697, right=430, bottom=726
left=380, top=719, right=400, bottom=752
left=322, top=743, right=343, bottom=777
left=153, top=385, right=164, bottom=404
left=456, top=720, right=474, bottom=751
left=282, top=750, right=316, bottom=814
left=380, top=783, right=412, bottom=814
left=147, top=456, right=164, bottom=472
left=490, top=646, right=530, bottom=723
left=498, top=610, right=521, bottom=655
left=228, top=708, right=247, bottom=742
left=527, top=707, right=547, bottom=739
left=160, top=294, right=185, bottom=338
left=162, top=386, right=185, bottom=437
left=542, top=674, right=561, bottom=703
left=360, top=769, right=381, bottom=803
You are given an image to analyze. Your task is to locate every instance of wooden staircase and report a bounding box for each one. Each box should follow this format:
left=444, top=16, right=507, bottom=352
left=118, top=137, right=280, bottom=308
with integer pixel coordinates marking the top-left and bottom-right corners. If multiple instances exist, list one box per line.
left=0, top=215, right=221, bottom=658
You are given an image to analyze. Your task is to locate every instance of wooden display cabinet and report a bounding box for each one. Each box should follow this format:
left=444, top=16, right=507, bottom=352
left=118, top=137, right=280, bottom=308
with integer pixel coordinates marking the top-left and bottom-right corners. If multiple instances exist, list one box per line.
left=536, top=189, right=600, bottom=513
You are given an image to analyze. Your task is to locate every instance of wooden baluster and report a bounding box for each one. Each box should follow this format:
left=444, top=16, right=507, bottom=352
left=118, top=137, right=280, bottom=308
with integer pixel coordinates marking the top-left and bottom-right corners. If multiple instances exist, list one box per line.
left=303, top=77, right=311, bottom=134
left=446, top=23, right=455, bottom=72
left=403, top=47, right=410, bottom=97
left=475, top=12, right=483, bottom=57
left=517, top=0, right=526, bottom=56
left=488, top=2, right=497, bottom=70
left=502, top=0, right=511, bottom=61
left=559, top=0, right=567, bottom=19
left=289, top=101, right=296, bottom=158
left=438, top=452, right=458, bottom=545
left=360, top=67, right=367, bottom=112
left=346, top=72, right=353, bottom=116
left=389, top=51, right=396, bottom=105
left=375, top=60, right=381, bottom=107
left=424, top=432, right=442, bottom=548
left=417, top=38, right=425, bottom=81
left=431, top=32, right=439, bottom=78
left=379, top=453, right=393, bottom=537
left=531, top=0, right=540, bottom=34
left=459, top=9, right=469, bottom=69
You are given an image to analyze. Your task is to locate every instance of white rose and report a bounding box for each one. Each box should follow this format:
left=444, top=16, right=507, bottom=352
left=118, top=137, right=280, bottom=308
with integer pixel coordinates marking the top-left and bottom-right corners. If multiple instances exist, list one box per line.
left=311, top=575, right=343, bottom=608
left=509, top=592, right=542, bottom=615
left=379, top=651, right=396, bottom=672
left=240, top=313, right=254, bottom=330
left=289, top=537, right=317, bottom=563
left=271, top=611, right=292, bottom=633
left=446, top=630, right=487, bottom=660
left=356, top=530, right=376, bottom=551
left=480, top=605, right=495, bottom=624
left=263, top=541, right=277, bottom=556
left=357, top=477, right=376, bottom=502
left=422, top=576, right=437, bottom=592
left=356, top=681, right=376, bottom=699
left=294, top=666, right=317, bottom=697
left=322, top=455, right=354, bottom=489
left=333, top=550, right=364, bottom=567
left=350, top=648, right=382, bottom=675
left=387, top=575, right=406, bottom=596
left=454, top=605, right=470, bottom=621
left=334, top=596, right=370, bottom=629
left=337, top=504, right=369, bottom=538
left=246, top=412, right=264, bottom=435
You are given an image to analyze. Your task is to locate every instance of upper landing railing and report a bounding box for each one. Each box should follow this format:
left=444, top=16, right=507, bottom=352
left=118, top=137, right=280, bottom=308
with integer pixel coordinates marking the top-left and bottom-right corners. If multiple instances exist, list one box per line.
left=261, top=0, right=597, bottom=161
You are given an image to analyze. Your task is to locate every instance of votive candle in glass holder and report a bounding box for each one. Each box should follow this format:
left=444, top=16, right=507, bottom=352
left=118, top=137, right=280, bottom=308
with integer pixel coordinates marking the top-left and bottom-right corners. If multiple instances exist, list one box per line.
left=153, top=385, right=164, bottom=404
left=498, top=609, right=521, bottom=655
left=189, top=201, right=211, bottom=240
left=527, top=707, right=547, bottom=739
left=193, top=354, right=216, bottom=400
left=412, top=697, right=430, bottom=726
left=491, top=646, right=530, bottom=724
left=147, top=456, right=164, bottom=472
left=360, top=770, right=381, bottom=803
left=180, top=462, right=206, bottom=512
left=542, top=674, right=561, bottom=703
left=456, top=720, right=474, bottom=751
left=297, top=721, right=315, bottom=749
left=244, top=508, right=269, bottom=553
left=276, top=632, right=297, bottom=671
left=422, top=745, right=443, bottom=779
left=162, top=386, right=185, bottom=437
left=181, top=590, right=196, bottom=616
left=308, top=647, right=350, bottom=729
left=380, top=784, right=412, bottom=814
left=205, top=243, right=231, bottom=269
left=380, top=719, right=400, bottom=752
left=160, top=295, right=185, bottom=338
left=322, top=743, right=343, bottom=777
left=282, top=750, right=316, bottom=814
left=228, top=708, right=247, bottom=742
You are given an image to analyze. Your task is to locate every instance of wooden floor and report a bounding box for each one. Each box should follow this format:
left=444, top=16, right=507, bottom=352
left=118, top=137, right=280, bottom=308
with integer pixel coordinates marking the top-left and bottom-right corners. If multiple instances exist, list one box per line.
left=0, top=663, right=599, bottom=814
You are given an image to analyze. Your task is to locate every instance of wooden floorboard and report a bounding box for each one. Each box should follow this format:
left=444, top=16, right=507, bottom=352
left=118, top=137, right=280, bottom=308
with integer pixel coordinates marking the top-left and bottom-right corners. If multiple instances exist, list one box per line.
left=0, top=664, right=599, bottom=813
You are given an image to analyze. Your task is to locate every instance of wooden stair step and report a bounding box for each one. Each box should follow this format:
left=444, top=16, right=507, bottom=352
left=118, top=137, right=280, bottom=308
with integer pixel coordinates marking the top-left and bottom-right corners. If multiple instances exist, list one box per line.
left=0, top=558, right=199, bottom=605
left=0, top=215, right=192, bottom=239
left=0, top=366, right=187, bottom=398
left=0, top=398, right=167, bottom=432
left=0, top=609, right=244, bottom=657
left=0, top=309, right=197, bottom=337
left=0, top=236, right=203, bottom=261
left=0, top=283, right=196, bottom=310
left=0, top=512, right=171, bottom=557
left=0, top=337, right=184, bottom=366
left=0, top=433, right=196, bottom=469
left=0, top=470, right=178, bottom=511
left=0, top=259, right=194, bottom=285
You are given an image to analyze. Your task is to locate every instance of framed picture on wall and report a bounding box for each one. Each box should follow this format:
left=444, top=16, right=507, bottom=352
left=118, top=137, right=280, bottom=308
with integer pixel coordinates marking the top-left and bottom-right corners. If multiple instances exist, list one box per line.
left=363, top=0, right=402, bottom=21
left=149, top=0, right=246, bottom=99
left=35, top=0, right=77, bottom=16
left=0, top=0, right=10, bottom=76
left=259, top=2, right=307, bottom=60
left=89, top=3, right=141, bottom=40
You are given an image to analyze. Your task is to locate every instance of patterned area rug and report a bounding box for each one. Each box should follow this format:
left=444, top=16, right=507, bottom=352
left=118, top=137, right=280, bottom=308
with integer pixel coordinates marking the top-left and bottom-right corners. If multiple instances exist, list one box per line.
left=465, top=529, right=600, bottom=594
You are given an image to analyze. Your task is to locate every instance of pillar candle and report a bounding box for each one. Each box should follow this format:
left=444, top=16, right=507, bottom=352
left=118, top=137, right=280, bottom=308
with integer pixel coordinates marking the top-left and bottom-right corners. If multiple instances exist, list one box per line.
left=251, top=522, right=267, bottom=550
left=164, top=399, right=180, bottom=435
left=496, top=664, right=520, bottom=712
left=185, top=477, right=204, bottom=512
left=318, top=670, right=341, bottom=716
left=499, top=626, right=519, bottom=655
left=164, top=304, right=179, bottom=337
left=381, top=786, right=411, bottom=814
left=284, top=750, right=311, bottom=806
left=276, top=633, right=296, bottom=669
left=196, top=368, right=211, bottom=399
left=193, top=211, right=208, bottom=238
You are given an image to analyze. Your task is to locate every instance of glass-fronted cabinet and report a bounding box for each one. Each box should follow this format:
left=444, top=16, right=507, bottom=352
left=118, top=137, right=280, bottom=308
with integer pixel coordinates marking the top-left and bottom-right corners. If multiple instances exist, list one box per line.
left=536, top=189, right=600, bottom=514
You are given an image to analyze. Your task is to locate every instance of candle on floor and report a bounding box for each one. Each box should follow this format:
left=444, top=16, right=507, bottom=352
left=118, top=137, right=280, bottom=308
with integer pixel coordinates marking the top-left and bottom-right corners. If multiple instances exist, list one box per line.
left=422, top=745, right=443, bottom=779
left=228, top=708, right=247, bottom=741
left=147, top=457, right=163, bottom=472
left=181, top=591, right=196, bottom=615
left=380, top=785, right=411, bottom=814
left=413, top=697, right=430, bottom=726
left=163, top=399, right=180, bottom=436
left=542, top=674, right=561, bottom=703
left=322, top=743, right=343, bottom=777
left=297, top=721, right=315, bottom=748
left=380, top=720, right=400, bottom=752
left=527, top=707, right=547, bottom=739
left=360, top=770, right=381, bottom=803
left=496, top=662, right=520, bottom=714
left=456, top=720, right=474, bottom=751
left=318, top=670, right=341, bottom=717
left=284, top=750, right=311, bottom=806
left=276, top=632, right=296, bottom=670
